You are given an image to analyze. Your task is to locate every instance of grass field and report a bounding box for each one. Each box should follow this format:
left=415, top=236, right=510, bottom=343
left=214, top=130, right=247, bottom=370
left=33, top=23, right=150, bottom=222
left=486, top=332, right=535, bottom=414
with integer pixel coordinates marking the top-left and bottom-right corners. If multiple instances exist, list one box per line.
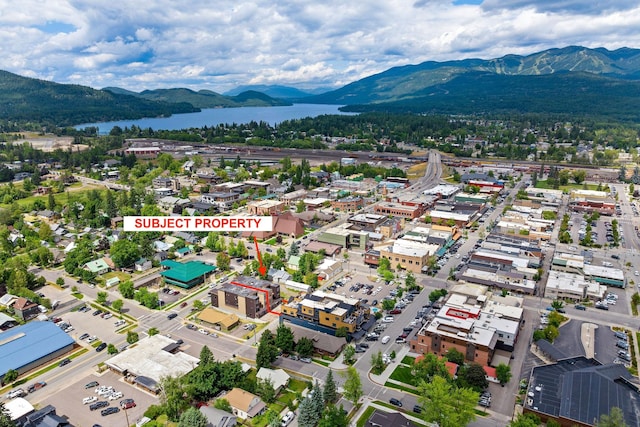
left=534, top=180, right=598, bottom=191
left=407, top=162, right=427, bottom=179
left=1, top=182, right=106, bottom=208
left=389, top=365, right=417, bottom=386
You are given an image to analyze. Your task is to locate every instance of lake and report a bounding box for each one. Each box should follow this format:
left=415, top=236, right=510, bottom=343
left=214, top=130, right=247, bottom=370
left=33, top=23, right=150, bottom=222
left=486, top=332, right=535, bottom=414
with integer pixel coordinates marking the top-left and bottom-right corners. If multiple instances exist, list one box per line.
left=75, top=104, right=355, bottom=135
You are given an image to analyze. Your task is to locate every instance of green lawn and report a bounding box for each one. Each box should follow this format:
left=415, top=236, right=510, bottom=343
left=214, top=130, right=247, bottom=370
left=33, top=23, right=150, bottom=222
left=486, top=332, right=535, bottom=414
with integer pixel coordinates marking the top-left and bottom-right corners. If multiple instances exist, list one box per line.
left=384, top=381, right=418, bottom=394
left=534, top=180, right=598, bottom=191
left=287, top=379, right=308, bottom=394
left=389, top=365, right=417, bottom=386
left=356, top=406, right=376, bottom=427
left=401, top=355, right=416, bottom=365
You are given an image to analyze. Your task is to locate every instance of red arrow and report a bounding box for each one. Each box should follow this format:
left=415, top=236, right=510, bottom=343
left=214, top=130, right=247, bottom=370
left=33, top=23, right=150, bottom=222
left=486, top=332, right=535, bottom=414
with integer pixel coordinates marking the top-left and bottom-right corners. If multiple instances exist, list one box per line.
left=254, top=236, right=267, bottom=276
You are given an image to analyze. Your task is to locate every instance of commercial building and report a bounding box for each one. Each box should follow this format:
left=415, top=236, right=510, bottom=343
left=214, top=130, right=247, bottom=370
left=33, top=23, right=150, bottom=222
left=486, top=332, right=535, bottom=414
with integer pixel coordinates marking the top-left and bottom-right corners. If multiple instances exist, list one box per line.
left=347, top=213, right=387, bottom=231
left=316, top=223, right=368, bottom=250
left=105, top=335, right=199, bottom=393
left=331, top=196, right=364, bottom=212
left=281, top=290, right=372, bottom=339
left=374, top=201, right=425, bottom=219
left=410, top=288, right=523, bottom=364
left=378, top=239, right=440, bottom=273
left=160, top=260, right=217, bottom=289
left=124, top=146, right=161, bottom=158
left=247, top=200, right=285, bottom=216
left=200, top=192, right=241, bottom=211
left=0, top=322, right=75, bottom=381
left=545, top=270, right=606, bottom=301
left=210, top=276, right=281, bottom=319
left=524, top=356, right=640, bottom=427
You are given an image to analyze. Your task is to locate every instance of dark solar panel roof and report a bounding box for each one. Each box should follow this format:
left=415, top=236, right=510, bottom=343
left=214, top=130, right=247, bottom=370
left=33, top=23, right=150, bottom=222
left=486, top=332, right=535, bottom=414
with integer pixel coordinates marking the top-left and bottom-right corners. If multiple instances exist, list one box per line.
left=135, top=375, right=158, bottom=390
left=528, top=357, right=640, bottom=427
left=535, top=339, right=568, bottom=362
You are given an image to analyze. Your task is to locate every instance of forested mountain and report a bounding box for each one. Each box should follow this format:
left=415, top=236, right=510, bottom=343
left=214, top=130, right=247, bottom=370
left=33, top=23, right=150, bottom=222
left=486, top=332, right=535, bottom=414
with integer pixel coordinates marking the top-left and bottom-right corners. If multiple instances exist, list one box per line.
left=223, top=84, right=326, bottom=99
left=103, top=87, right=291, bottom=108
left=0, top=71, right=198, bottom=127
left=303, top=46, right=640, bottom=121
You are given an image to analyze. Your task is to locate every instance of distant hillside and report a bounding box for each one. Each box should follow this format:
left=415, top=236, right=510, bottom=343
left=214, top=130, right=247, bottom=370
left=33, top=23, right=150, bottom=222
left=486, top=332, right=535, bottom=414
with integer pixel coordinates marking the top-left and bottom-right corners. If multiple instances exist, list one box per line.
left=105, top=87, right=291, bottom=108
left=303, top=46, right=640, bottom=120
left=341, top=71, right=640, bottom=121
left=224, top=84, right=322, bottom=99
left=0, top=71, right=198, bottom=126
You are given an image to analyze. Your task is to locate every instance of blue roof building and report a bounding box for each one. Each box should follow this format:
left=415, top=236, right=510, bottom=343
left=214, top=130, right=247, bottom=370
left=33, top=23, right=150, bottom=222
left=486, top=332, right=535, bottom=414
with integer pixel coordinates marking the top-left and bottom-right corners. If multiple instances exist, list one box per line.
left=0, top=321, right=75, bottom=380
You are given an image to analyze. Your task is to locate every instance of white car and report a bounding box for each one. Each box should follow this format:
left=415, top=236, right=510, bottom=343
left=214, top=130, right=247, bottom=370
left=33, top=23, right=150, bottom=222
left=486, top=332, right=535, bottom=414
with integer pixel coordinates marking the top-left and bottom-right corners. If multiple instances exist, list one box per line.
left=635, top=271, right=639, bottom=276
left=83, top=396, right=98, bottom=405
left=198, top=328, right=209, bottom=335
left=103, top=313, right=112, bottom=319
left=109, top=391, right=123, bottom=400
left=7, top=389, right=26, bottom=399
left=281, top=411, right=295, bottom=427
left=381, top=336, right=391, bottom=344
left=382, top=316, right=394, bottom=323
left=87, top=336, right=98, bottom=343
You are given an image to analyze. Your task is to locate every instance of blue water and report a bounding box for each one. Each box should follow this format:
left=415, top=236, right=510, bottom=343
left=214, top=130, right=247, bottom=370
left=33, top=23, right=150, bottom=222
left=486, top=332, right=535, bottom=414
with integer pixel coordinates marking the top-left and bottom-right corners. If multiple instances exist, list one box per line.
left=75, top=104, right=354, bottom=135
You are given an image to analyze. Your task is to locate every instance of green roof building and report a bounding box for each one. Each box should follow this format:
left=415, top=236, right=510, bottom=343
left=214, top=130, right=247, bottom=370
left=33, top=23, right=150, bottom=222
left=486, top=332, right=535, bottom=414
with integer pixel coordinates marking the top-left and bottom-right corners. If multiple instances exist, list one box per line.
left=160, top=260, right=217, bottom=289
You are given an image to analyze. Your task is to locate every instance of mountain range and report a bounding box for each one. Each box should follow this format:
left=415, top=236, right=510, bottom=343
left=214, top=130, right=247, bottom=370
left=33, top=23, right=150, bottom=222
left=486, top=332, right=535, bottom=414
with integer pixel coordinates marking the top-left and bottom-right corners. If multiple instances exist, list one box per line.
left=2, top=45, right=640, bottom=125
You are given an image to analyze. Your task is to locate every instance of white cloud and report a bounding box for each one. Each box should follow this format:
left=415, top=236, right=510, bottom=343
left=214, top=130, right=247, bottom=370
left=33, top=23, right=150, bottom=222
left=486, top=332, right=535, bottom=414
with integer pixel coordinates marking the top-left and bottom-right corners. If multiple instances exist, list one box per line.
left=0, top=0, right=639, bottom=92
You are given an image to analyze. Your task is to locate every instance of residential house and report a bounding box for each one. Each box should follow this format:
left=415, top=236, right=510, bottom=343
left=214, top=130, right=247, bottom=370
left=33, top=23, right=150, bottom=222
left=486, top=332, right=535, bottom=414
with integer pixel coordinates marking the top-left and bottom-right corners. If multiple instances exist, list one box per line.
left=256, top=368, right=290, bottom=392
left=84, top=259, right=110, bottom=275
left=199, top=406, right=237, bottom=427
left=223, top=388, right=266, bottom=419
left=13, top=297, right=40, bottom=321
left=135, top=258, right=153, bottom=272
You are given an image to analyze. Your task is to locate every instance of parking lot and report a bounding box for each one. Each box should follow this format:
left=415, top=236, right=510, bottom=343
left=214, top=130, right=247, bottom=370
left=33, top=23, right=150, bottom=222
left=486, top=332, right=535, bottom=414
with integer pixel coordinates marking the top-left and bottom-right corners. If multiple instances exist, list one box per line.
left=61, top=308, right=132, bottom=349
left=41, top=371, right=157, bottom=427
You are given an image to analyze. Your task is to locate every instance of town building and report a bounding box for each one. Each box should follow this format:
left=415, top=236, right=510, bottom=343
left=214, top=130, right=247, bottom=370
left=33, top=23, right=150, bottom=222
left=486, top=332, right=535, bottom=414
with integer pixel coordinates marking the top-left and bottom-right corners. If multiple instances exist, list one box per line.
left=0, top=322, right=75, bottom=381
left=316, top=223, right=368, bottom=250
left=124, top=146, right=161, bottom=158
left=159, top=260, right=217, bottom=289
left=105, top=335, right=199, bottom=394
left=410, top=288, right=523, bottom=364
left=378, top=238, right=439, bottom=273
left=524, top=356, right=640, bottom=427
left=200, top=192, right=241, bottom=211
left=246, top=200, right=285, bottom=216
left=374, top=201, right=425, bottom=219
left=331, top=196, right=364, bottom=212
left=545, top=270, right=606, bottom=301
left=280, top=290, right=372, bottom=340
left=210, top=276, right=281, bottom=319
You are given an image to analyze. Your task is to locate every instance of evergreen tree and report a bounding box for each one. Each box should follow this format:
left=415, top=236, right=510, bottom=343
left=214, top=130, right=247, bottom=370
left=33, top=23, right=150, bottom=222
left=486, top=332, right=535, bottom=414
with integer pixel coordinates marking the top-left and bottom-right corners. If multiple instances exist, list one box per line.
left=178, top=406, right=208, bottom=427
left=297, top=397, right=316, bottom=427
left=323, top=369, right=337, bottom=404
left=311, top=380, right=324, bottom=419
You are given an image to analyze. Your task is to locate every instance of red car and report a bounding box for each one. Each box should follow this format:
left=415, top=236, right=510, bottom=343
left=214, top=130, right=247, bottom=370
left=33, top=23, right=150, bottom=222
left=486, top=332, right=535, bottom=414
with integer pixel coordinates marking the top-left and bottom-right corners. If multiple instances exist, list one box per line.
left=389, top=309, right=402, bottom=315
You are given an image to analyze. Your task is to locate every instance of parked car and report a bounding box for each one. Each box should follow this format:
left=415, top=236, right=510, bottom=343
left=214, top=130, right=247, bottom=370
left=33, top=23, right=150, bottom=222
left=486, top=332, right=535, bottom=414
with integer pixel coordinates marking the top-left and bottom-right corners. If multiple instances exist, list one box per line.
left=89, top=401, right=109, bottom=411
left=281, top=410, right=295, bottom=427
left=27, top=381, right=46, bottom=393
left=7, top=389, right=26, bottom=399
left=59, top=358, right=71, bottom=367
left=83, top=396, right=98, bottom=405
left=300, top=357, right=312, bottom=363
left=617, top=340, right=629, bottom=350
left=381, top=336, right=391, bottom=344
left=412, top=405, right=423, bottom=414
left=389, top=309, right=402, bottom=315
left=389, top=398, right=403, bottom=407
left=79, top=333, right=90, bottom=340
left=101, top=407, right=120, bottom=416
left=122, top=401, right=136, bottom=410
left=85, top=381, right=99, bottom=389
left=96, top=343, right=107, bottom=352
left=574, top=304, right=586, bottom=310
left=382, top=316, right=394, bottom=323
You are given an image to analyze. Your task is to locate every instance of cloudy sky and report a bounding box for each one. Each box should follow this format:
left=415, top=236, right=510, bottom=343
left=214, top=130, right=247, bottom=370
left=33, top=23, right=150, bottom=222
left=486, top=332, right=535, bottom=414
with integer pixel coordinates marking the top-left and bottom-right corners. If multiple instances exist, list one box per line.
left=2, top=0, right=639, bottom=93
